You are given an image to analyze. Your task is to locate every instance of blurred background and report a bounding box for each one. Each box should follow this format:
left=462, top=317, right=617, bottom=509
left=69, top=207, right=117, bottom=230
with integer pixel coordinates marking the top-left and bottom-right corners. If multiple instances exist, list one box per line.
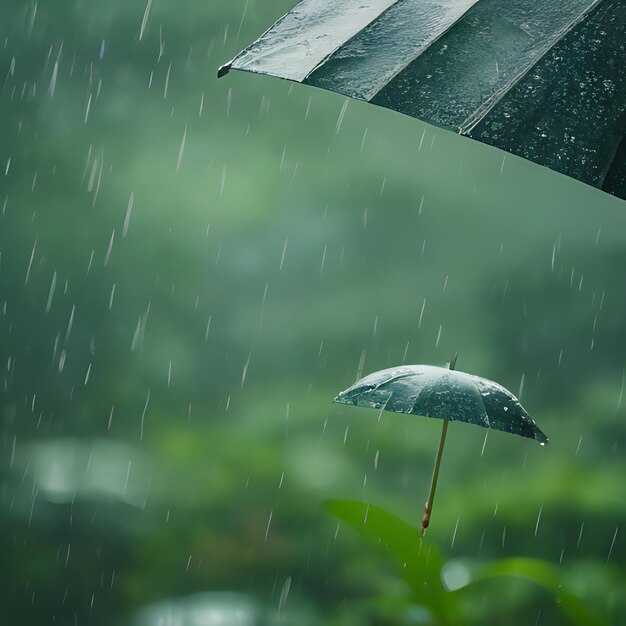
left=0, top=1, right=624, bottom=624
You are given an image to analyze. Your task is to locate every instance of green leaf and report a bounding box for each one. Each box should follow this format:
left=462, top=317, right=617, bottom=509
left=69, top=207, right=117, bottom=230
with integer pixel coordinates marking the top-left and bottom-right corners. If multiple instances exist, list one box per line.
left=324, top=499, right=464, bottom=625
left=460, top=557, right=608, bottom=626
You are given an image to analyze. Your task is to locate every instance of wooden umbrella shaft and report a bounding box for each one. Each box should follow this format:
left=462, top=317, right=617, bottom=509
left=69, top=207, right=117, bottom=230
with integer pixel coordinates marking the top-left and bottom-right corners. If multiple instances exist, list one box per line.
left=421, top=418, right=449, bottom=534
left=421, top=352, right=457, bottom=535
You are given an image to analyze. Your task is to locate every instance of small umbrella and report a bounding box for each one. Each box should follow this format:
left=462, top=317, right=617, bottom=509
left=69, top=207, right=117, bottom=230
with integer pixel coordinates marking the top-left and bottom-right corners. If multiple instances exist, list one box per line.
left=333, top=354, right=548, bottom=534
left=218, top=0, right=626, bottom=200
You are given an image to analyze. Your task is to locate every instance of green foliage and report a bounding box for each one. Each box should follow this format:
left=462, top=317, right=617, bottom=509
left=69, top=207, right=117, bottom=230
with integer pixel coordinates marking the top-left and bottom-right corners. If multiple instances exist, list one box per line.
left=326, top=499, right=610, bottom=626
left=0, top=1, right=624, bottom=625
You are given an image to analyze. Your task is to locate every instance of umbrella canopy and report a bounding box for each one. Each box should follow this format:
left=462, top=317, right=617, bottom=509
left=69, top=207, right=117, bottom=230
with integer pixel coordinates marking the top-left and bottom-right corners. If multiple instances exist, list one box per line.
left=334, top=363, right=548, bottom=444
left=334, top=359, right=547, bottom=533
left=219, top=0, right=626, bottom=200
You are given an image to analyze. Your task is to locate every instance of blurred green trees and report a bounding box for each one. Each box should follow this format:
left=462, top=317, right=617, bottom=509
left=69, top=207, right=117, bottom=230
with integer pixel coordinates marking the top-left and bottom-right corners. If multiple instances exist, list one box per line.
left=0, top=1, right=624, bottom=624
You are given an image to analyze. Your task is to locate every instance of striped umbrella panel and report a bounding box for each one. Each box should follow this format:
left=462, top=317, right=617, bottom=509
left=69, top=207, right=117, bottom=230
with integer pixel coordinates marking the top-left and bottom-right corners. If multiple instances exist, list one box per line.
left=220, top=0, right=626, bottom=200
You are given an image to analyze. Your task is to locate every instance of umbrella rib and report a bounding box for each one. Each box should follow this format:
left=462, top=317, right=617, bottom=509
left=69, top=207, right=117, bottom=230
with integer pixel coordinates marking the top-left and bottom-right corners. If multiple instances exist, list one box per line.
left=459, top=0, right=604, bottom=134
left=372, top=371, right=415, bottom=390
left=470, top=378, right=493, bottom=429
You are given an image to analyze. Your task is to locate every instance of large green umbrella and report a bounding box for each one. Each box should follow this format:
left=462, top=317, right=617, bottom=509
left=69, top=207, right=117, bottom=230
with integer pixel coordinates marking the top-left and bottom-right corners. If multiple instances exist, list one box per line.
left=333, top=355, right=548, bottom=533
left=219, top=0, right=626, bottom=200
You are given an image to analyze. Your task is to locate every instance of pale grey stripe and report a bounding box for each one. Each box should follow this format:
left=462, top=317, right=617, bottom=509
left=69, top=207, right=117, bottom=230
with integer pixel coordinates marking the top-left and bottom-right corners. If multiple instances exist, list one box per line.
left=369, top=0, right=606, bottom=132
left=225, top=0, right=399, bottom=82
left=306, top=0, right=479, bottom=101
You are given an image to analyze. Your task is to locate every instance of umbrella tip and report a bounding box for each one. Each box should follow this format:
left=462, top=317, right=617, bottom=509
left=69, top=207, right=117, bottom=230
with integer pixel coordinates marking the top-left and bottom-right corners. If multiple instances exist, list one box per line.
left=217, top=63, right=231, bottom=78
left=448, top=352, right=459, bottom=371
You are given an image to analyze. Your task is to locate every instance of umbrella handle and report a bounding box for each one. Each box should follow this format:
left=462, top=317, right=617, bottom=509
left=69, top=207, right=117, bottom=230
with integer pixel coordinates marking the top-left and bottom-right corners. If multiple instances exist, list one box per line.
left=421, top=418, right=449, bottom=535
left=421, top=353, right=457, bottom=536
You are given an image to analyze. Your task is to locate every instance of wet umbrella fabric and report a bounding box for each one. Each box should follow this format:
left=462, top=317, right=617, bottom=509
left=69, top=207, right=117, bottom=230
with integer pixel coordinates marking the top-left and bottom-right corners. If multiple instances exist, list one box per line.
left=333, top=361, right=547, bottom=533
left=219, top=0, right=626, bottom=200
left=334, top=364, right=548, bottom=444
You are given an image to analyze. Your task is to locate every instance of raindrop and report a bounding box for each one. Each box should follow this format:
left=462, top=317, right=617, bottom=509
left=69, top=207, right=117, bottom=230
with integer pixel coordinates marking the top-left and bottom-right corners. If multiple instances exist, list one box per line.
left=65, top=305, right=75, bottom=342
left=576, top=521, right=585, bottom=549
left=49, top=61, right=58, bottom=97
left=139, top=0, right=152, bottom=41
left=320, top=245, right=327, bottom=275
left=534, top=505, right=543, bottom=537
left=45, top=271, right=57, bottom=312
left=264, top=510, right=273, bottom=542
left=278, top=576, right=291, bottom=611
left=335, top=99, right=349, bottom=134
left=164, top=63, right=171, bottom=98
left=607, top=526, right=619, bottom=563
left=241, top=352, right=251, bottom=387
left=575, top=436, right=583, bottom=456
left=418, top=298, right=426, bottom=328
left=278, top=238, right=288, bottom=271
left=24, top=238, right=37, bottom=285
left=360, top=128, right=368, bottom=153
left=518, top=373, right=525, bottom=400
left=356, top=349, right=366, bottom=381
left=480, top=430, right=489, bottom=457
left=259, top=282, right=269, bottom=328
left=451, top=516, right=460, bottom=549
left=104, top=230, right=115, bottom=267
left=418, top=127, right=426, bottom=152
left=84, top=93, right=92, bottom=124
left=158, top=26, right=165, bottom=62
left=122, top=192, right=134, bottom=237
left=176, top=126, right=186, bottom=173
left=140, top=387, right=151, bottom=441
